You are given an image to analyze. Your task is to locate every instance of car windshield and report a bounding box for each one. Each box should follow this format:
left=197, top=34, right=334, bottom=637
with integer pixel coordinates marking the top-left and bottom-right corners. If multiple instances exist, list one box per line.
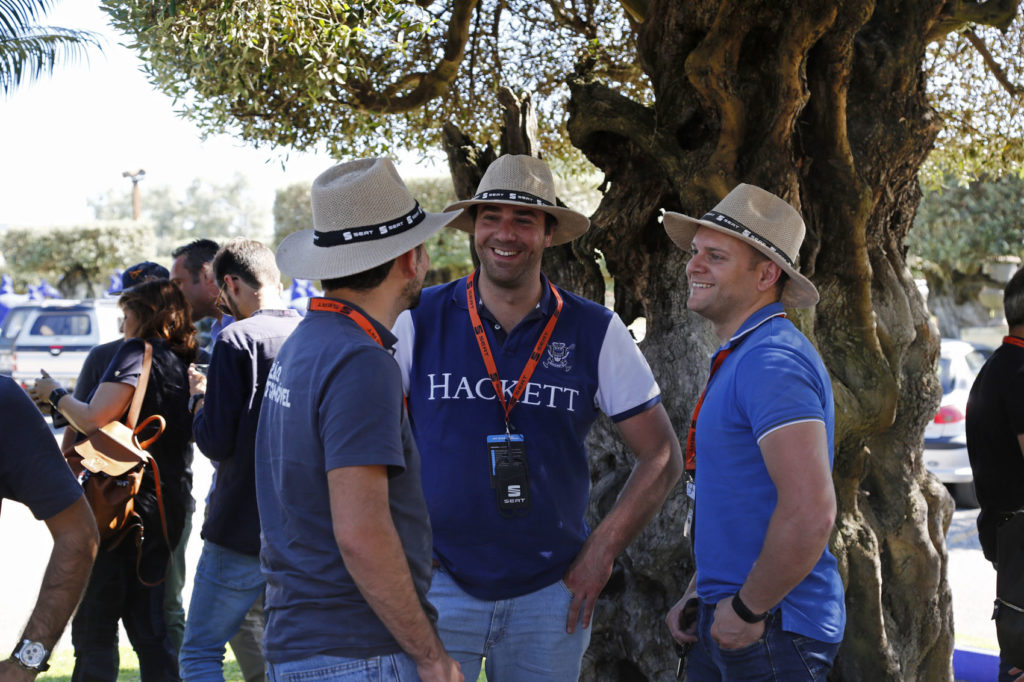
left=29, top=312, right=92, bottom=336
left=1, top=308, right=33, bottom=340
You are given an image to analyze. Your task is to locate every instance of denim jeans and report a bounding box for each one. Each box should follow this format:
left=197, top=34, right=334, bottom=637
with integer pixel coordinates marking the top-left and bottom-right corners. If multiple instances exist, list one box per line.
left=428, top=567, right=591, bottom=681
left=165, top=508, right=193, bottom=654
left=179, top=541, right=266, bottom=682
left=267, top=653, right=419, bottom=682
left=71, top=540, right=179, bottom=682
left=685, top=601, right=839, bottom=681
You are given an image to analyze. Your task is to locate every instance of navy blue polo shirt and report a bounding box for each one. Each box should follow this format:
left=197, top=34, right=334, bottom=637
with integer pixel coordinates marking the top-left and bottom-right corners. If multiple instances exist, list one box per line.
left=255, top=299, right=435, bottom=663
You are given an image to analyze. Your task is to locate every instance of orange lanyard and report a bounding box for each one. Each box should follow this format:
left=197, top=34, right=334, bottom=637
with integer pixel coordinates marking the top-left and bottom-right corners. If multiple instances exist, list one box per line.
left=1004, top=336, right=1024, bottom=350
left=685, top=312, right=786, bottom=472
left=465, top=271, right=563, bottom=427
left=309, top=298, right=384, bottom=347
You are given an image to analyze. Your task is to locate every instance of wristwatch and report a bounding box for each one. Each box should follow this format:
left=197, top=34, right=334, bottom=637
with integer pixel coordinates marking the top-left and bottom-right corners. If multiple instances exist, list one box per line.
left=731, top=592, right=770, bottom=623
left=188, top=393, right=204, bottom=415
left=11, top=638, right=50, bottom=673
left=48, top=387, right=70, bottom=414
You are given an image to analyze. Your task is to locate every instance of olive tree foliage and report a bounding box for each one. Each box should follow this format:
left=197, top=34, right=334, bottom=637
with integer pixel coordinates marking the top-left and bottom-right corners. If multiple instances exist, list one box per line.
left=88, top=174, right=269, bottom=256
left=0, top=221, right=155, bottom=297
left=1, top=0, right=102, bottom=96
left=105, top=0, right=1024, bottom=679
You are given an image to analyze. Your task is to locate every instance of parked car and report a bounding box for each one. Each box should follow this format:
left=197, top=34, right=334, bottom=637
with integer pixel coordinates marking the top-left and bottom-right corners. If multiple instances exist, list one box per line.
left=0, top=303, right=42, bottom=376
left=9, top=299, right=123, bottom=391
left=923, top=338, right=991, bottom=508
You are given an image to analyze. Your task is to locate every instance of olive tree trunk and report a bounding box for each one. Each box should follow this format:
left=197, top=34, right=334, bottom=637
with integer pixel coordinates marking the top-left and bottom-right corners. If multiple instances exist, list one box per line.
left=439, top=2, right=1021, bottom=676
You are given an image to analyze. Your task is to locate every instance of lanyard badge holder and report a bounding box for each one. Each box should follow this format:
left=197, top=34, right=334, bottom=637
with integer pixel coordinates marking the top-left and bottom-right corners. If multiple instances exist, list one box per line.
left=466, top=272, right=562, bottom=520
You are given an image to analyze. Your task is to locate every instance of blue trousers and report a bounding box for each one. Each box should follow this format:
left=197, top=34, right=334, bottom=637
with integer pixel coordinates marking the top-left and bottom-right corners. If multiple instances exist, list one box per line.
left=267, top=653, right=419, bottom=682
left=685, top=601, right=839, bottom=681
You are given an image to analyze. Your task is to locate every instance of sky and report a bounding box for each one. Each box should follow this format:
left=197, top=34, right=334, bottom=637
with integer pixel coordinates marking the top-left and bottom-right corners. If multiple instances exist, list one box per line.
left=0, top=2, right=437, bottom=228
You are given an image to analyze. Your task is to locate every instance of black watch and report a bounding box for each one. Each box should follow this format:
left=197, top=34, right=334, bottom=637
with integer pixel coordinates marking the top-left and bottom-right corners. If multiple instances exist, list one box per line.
left=48, top=387, right=70, bottom=414
left=11, top=638, right=50, bottom=673
left=731, top=592, right=769, bottom=623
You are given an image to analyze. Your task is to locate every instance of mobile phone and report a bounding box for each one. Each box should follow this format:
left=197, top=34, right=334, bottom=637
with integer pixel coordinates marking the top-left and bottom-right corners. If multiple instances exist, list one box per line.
left=194, top=364, right=209, bottom=376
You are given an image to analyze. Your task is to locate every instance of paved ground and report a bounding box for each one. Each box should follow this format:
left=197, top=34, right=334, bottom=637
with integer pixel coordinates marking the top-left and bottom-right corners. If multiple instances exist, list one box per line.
left=0, top=437, right=1000, bottom=659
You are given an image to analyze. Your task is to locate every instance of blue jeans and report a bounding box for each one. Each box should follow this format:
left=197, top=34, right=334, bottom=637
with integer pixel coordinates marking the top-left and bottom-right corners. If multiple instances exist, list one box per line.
left=685, top=601, right=839, bottom=681
left=267, top=653, right=419, bottom=682
left=179, top=542, right=266, bottom=682
left=428, top=567, right=591, bottom=681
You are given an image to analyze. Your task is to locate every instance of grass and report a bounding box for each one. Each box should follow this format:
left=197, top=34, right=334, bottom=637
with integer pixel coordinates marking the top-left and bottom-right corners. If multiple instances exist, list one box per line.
left=39, top=646, right=244, bottom=681
left=39, top=647, right=485, bottom=681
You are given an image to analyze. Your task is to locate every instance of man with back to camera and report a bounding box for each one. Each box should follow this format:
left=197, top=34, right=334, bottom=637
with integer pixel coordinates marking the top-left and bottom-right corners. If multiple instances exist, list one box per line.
left=966, top=265, right=1024, bottom=681
left=392, top=154, right=683, bottom=680
left=663, top=184, right=845, bottom=680
left=254, top=157, right=462, bottom=681
left=178, top=238, right=300, bottom=682
left=1, top=376, right=99, bottom=681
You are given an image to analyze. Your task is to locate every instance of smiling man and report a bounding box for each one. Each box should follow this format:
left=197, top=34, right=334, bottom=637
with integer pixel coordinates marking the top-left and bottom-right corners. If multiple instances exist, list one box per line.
left=663, top=184, right=845, bottom=681
left=393, top=154, right=682, bottom=681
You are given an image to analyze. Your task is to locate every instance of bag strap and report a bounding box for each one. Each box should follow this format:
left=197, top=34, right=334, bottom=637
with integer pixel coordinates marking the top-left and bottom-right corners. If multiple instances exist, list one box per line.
left=125, top=341, right=153, bottom=430
left=135, top=456, right=174, bottom=587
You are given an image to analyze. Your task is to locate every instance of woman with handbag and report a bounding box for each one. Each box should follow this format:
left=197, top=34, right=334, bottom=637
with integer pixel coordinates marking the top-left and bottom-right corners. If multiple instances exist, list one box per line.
left=30, top=279, right=198, bottom=682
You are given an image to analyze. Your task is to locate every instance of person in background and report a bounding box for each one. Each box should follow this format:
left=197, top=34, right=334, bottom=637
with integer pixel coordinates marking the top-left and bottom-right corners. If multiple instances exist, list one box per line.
left=179, top=238, right=300, bottom=682
left=966, top=265, right=1024, bottom=682
left=1, top=376, right=99, bottom=681
left=31, top=280, right=199, bottom=682
left=663, top=184, right=844, bottom=680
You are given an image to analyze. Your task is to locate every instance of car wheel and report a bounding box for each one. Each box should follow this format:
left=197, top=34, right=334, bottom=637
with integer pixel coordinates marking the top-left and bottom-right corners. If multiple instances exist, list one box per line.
left=951, top=482, right=979, bottom=509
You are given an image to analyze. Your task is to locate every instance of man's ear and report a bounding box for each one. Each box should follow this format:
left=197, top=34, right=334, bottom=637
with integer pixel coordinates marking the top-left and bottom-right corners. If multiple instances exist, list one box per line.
left=397, top=248, right=419, bottom=278
left=757, top=261, right=783, bottom=293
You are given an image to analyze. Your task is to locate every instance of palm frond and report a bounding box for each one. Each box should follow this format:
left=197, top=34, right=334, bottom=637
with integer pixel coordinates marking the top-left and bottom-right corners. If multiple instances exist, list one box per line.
left=0, top=25, right=103, bottom=95
left=0, top=0, right=59, bottom=38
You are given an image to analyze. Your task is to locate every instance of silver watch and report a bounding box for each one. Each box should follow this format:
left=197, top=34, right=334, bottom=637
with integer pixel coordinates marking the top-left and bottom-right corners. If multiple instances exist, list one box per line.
left=11, top=639, right=50, bottom=673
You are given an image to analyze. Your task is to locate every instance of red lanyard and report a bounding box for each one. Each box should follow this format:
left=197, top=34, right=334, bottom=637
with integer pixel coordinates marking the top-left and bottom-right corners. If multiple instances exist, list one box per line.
left=685, top=313, right=786, bottom=471
left=465, top=271, right=563, bottom=426
left=309, top=298, right=384, bottom=347
left=1004, top=336, right=1024, bottom=349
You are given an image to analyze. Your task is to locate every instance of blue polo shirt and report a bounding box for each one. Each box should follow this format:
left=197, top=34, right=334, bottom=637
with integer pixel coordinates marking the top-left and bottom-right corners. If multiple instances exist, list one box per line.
left=393, top=273, right=661, bottom=600
left=255, top=300, right=435, bottom=663
left=694, top=302, right=844, bottom=643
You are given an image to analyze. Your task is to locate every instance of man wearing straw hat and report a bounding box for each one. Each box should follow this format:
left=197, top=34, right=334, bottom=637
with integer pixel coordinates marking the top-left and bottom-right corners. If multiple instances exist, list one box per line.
left=254, top=158, right=463, bottom=682
left=662, top=184, right=845, bottom=680
left=393, top=154, right=682, bottom=680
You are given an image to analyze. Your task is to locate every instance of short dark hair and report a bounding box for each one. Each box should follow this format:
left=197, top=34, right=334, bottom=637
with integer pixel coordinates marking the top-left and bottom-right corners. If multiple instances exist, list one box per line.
left=213, top=238, right=279, bottom=290
left=321, top=258, right=397, bottom=292
left=468, top=204, right=556, bottom=234
left=171, top=239, right=220, bottom=283
left=1004, top=266, right=1024, bottom=327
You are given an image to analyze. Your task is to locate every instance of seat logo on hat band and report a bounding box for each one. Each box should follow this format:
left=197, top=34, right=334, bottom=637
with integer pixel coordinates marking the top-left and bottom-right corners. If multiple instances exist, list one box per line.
left=314, top=202, right=426, bottom=248
left=474, top=189, right=553, bottom=207
left=702, top=210, right=794, bottom=267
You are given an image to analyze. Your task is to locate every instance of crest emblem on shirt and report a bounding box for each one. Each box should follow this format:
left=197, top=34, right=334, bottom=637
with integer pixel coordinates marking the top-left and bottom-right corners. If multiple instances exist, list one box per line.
left=543, top=342, right=575, bottom=372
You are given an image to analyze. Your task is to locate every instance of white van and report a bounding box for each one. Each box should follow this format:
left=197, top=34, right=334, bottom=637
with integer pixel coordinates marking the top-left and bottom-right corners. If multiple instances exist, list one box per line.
left=10, top=299, right=123, bottom=390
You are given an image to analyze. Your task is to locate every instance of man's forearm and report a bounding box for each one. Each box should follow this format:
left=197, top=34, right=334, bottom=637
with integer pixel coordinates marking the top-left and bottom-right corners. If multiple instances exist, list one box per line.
left=736, top=503, right=833, bottom=614
left=22, top=498, right=98, bottom=647
left=339, top=524, right=445, bottom=665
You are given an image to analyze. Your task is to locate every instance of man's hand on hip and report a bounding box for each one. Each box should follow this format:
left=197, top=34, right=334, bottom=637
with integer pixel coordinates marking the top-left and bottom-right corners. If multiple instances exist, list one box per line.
left=710, top=595, right=765, bottom=650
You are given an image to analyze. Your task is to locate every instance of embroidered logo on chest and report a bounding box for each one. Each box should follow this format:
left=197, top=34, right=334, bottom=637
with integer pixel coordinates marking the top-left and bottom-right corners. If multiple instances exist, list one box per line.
left=543, top=342, right=575, bottom=372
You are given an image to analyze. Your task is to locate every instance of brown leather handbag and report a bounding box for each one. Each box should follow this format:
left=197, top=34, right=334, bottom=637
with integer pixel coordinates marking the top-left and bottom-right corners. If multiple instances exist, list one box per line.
left=63, top=341, right=173, bottom=584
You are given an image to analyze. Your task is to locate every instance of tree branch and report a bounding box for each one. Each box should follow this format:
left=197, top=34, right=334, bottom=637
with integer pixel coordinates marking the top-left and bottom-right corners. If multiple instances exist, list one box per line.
left=350, top=0, right=479, bottom=113
left=927, top=0, right=1020, bottom=43
left=963, top=27, right=1022, bottom=98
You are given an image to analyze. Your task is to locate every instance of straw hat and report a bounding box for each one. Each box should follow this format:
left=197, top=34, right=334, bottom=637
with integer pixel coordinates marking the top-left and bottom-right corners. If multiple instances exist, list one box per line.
left=443, top=155, right=590, bottom=246
left=663, top=183, right=819, bottom=307
left=277, top=158, right=463, bottom=280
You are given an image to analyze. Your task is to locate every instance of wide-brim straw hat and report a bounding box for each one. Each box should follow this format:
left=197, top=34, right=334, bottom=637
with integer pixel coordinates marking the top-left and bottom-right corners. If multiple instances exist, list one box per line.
left=663, top=183, right=819, bottom=308
left=277, top=157, right=463, bottom=280
left=443, top=155, right=590, bottom=246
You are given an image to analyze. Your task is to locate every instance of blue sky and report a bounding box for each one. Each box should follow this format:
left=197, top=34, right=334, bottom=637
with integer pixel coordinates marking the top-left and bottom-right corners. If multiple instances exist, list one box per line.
left=0, top=2, right=436, bottom=228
